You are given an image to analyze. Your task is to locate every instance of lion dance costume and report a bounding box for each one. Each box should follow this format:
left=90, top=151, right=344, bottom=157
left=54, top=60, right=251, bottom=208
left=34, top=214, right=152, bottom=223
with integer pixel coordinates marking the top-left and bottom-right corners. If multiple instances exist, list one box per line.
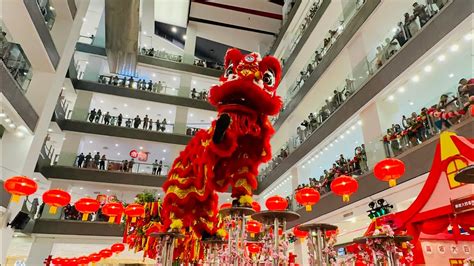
left=162, top=48, right=282, bottom=238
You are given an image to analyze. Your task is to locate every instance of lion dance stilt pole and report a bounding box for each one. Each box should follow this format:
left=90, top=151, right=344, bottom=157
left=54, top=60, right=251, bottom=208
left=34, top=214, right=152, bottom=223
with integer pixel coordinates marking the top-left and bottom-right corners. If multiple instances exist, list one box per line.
left=161, top=49, right=283, bottom=247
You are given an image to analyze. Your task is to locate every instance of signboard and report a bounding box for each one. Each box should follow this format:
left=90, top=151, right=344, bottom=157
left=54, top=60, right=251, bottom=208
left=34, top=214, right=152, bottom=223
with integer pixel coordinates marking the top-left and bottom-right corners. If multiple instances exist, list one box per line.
left=451, top=194, right=474, bottom=214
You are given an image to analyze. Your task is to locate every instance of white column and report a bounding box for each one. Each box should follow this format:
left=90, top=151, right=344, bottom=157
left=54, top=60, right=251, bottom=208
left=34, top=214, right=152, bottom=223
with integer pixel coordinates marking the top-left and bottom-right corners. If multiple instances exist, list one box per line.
left=57, top=132, right=83, bottom=166
left=360, top=103, right=386, bottom=168
left=293, top=239, right=309, bottom=265
left=182, top=22, right=197, bottom=64
left=71, top=90, right=93, bottom=121
left=25, top=237, right=55, bottom=265
left=140, top=0, right=155, bottom=48
left=179, top=73, right=192, bottom=97
left=174, top=106, right=189, bottom=134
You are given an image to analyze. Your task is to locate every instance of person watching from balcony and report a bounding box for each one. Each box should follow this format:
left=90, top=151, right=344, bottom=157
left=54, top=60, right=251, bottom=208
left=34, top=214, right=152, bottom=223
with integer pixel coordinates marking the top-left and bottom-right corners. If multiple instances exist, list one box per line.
left=156, top=119, right=161, bottom=131
left=160, top=118, right=167, bottom=132
left=94, top=152, right=100, bottom=168
left=128, top=159, right=134, bottom=172
left=84, top=152, right=92, bottom=168
left=158, top=160, right=163, bottom=175
left=412, top=2, right=430, bottom=27
left=143, top=115, right=149, bottom=130
left=117, top=113, right=123, bottom=127
left=104, top=112, right=111, bottom=125
left=152, top=160, right=158, bottom=175
left=99, top=155, right=106, bottom=170
left=148, top=119, right=153, bottom=130
left=125, top=118, right=132, bottom=128
left=89, top=108, right=96, bottom=123
left=134, top=115, right=141, bottom=129
left=77, top=153, right=85, bottom=168
left=191, top=88, right=197, bottom=99
left=95, top=109, right=102, bottom=123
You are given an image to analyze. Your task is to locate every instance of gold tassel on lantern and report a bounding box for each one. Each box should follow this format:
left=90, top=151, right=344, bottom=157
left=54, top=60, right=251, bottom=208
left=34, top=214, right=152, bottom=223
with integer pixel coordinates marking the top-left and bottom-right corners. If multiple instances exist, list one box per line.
left=389, top=179, right=397, bottom=187
left=342, top=195, right=350, bottom=202
left=82, top=213, right=89, bottom=221
left=305, top=205, right=312, bottom=212
left=49, top=206, right=57, bottom=214
left=108, top=216, right=115, bottom=223
left=10, top=194, right=20, bottom=203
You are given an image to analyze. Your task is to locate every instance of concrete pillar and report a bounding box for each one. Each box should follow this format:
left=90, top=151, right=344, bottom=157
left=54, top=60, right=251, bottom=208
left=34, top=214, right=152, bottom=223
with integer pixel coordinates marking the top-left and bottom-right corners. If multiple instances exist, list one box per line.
left=50, top=0, right=75, bottom=54
left=359, top=103, right=385, bottom=168
left=179, top=73, right=192, bottom=97
left=140, top=0, right=155, bottom=48
left=182, top=22, right=197, bottom=64
left=57, top=132, right=83, bottom=166
left=174, top=106, right=189, bottom=134
left=25, top=237, right=55, bottom=265
left=71, top=90, right=93, bottom=121
left=83, top=54, right=105, bottom=81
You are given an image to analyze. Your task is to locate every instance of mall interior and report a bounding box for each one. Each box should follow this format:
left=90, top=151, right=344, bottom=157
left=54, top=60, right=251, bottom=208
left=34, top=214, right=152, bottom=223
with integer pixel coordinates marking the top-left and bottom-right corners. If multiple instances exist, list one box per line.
left=0, top=0, right=473, bottom=265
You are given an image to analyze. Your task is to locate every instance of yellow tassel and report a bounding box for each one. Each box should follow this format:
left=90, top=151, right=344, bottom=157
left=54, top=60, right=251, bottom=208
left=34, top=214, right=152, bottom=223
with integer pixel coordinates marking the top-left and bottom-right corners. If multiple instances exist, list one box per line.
left=144, top=236, right=149, bottom=251
left=82, top=213, right=89, bottom=221
left=251, top=233, right=255, bottom=238
left=402, top=242, right=407, bottom=249
left=108, top=216, right=115, bottom=223
left=239, top=195, right=253, bottom=205
left=10, top=194, right=20, bottom=203
left=49, top=206, right=57, bottom=214
left=299, top=238, right=305, bottom=244
left=389, top=179, right=397, bottom=187
left=170, top=219, right=183, bottom=230
left=305, top=205, right=312, bottom=212
left=343, top=195, right=350, bottom=202
left=132, top=217, right=136, bottom=223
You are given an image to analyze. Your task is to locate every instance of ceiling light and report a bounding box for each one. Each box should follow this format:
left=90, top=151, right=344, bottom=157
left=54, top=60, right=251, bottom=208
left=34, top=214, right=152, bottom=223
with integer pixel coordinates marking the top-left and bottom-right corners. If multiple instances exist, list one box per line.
left=189, top=113, right=194, bottom=117
left=351, top=125, right=356, bottom=130
left=464, top=33, right=473, bottom=41
left=0, top=113, right=5, bottom=117
left=409, top=101, right=414, bottom=106
left=162, top=157, right=165, bottom=160
left=152, top=73, right=156, bottom=77
left=80, top=187, right=83, bottom=190
left=449, top=44, right=459, bottom=52
left=397, top=86, right=405, bottom=93
left=143, top=44, right=147, bottom=48
left=82, top=17, right=86, bottom=22
left=449, top=73, right=454, bottom=78
left=124, top=103, right=128, bottom=107
left=146, top=107, right=150, bottom=111
left=85, top=61, right=89, bottom=64
left=168, top=110, right=172, bottom=114
left=182, top=35, right=187, bottom=40
left=117, top=152, right=121, bottom=156
left=391, top=27, right=397, bottom=33
left=8, top=123, right=15, bottom=128
left=33, top=177, right=37, bottom=181
left=62, top=137, right=66, bottom=140
left=143, top=31, right=147, bottom=35
left=115, top=144, right=119, bottom=147
left=329, top=143, right=333, bottom=147
left=324, top=147, right=328, bottom=151
left=388, top=95, right=395, bottom=101
left=171, top=27, right=177, bottom=33
left=437, top=54, right=446, bottom=62
left=163, top=149, right=167, bottom=153
left=89, top=140, right=93, bottom=144
left=192, top=81, right=196, bottom=85
left=340, top=135, right=344, bottom=139
left=315, top=155, right=319, bottom=158
left=424, top=65, right=432, bottom=72
left=357, top=120, right=362, bottom=126
left=411, top=75, right=420, bottom=82
left=100, top=100, right=104, bottom=103
left=139, top=146, right=143, bottom=150
left=172, top=77, right=177, bottom=81
left=47, top=128, right=53, bottom=132
left=302, top=165, right=305, bottom=169
left=15, top=131, right=24, bottom=137
left=346, top=130, right=351, bottom=134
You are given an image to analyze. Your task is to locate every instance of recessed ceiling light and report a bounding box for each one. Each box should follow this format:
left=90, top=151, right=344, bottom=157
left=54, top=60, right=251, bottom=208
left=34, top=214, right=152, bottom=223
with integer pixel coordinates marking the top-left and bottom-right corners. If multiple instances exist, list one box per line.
left=437, top=54, right=446, bottom=62
left=89, top=141, right=93, bottom=144
left=107, top=189, right=110, bottom=192
left=346, top=130, right=351, bottom=134
left=82, top=17, right=86, bottom=22
left=8, top=123, right=15, bottom=128
left=449, top=73, right=454, bottom=78
left=80, top=187, right=83, bottom=190
left=189, top=113, right=194, bottom=117
left=0, top=113, right=5, bottom=117
left=168, top=110, right=172, bottom=114
left=124, top=103, right=128, bottom=107
left=115, top=144, right=119, bottom=147
left=15, top=131, right=24, bottom=137
left=351, top=125, right=356, bottom=130
left=100, top=100, right=104, bottom=103
left=33, top=177, right=37, bottom=180
left=391, top=27, right=397, bottom=33
left=424, top=65, right=432, bottom=72
left=117, top=152, right=121, bottom=156
left=143, top=31, right=147, bottom=35
left=192, top=81, right=196, bottom=85
left=63, top=137, right=66, bottom=140
left=340, top=135, right=344, bottom=139
left=329, top=143, right=333, bottom=147
left=163, top=149, right=167, bottom=153
left=411, top=75, right=420, bottom=82
left=162, top=157, right=165, bottom=160
left=152, top=73, right=156, bottom=77
left=464, top=33, right=473, bottom=41
left=398, top=86, right=405, bottom=93
left=183, top=35, right=187, bottom=40
left=139, top=146, right=143, bottom=150
left=449, top=44, right=459, bottom=52
left=302, top=165, right=305, bottom=169
left=171, top=27, right=177, bottom=33
left=173, top=77, right=177, bottom=81
left=409, top=101, right=414, bottom=106
left=388, top=95, right=395, bottom=101
left=48, top=128, right=53, bottom=132
left=85, top=61, right=89, bottom=64
left=146, top=107, right=150, bottom=111
left=357, top=120, right=363, bottom=126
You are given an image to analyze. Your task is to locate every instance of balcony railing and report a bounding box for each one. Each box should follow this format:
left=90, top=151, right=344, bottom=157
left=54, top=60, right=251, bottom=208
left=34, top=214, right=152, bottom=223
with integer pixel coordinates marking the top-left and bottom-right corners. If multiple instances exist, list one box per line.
left=139, top=47, right=224, bottom=71
left=0, top=40, right=33, bottom=93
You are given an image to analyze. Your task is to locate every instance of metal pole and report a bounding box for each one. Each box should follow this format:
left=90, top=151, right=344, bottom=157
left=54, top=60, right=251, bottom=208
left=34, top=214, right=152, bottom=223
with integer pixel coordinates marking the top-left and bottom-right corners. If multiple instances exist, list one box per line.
left=273, top=217, right=279, bottom=266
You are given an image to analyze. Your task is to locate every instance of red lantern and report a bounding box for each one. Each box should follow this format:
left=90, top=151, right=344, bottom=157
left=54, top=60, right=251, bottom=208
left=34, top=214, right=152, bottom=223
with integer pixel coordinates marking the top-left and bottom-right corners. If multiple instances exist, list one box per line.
left=251, top=201, right=261, bottom=212
left=295, top=187, right=320, bottom=212
left=51, top=257, right=63, bottom=265
left=124, top=203, right=144, bottom=223
left=102, top=202, right=124, bottom=223
left=246, top=220, right=262, bottom=237
left=99, top=249, right=113, bottom=258
left=75, top=198, right=100, bottom=221
left=330, top=175, right=358, bottom=202
left=293, top=225, right=309, bottom=240
left=374, top=158, right=405, bottom=187
left=77, top=256, right=90, bottom=265
left=111, top=243, right=125, bottom=254
left=265, top=195, right=288, bottom=211
left=43, top=189, right=71, bottom=214
left=219, top=202, right=232, bottom=209
left=88, top=253, right=101, bottom=262
left=4, top=176, right=38, bottom=203
left=247, top=243, right=261, bottom=254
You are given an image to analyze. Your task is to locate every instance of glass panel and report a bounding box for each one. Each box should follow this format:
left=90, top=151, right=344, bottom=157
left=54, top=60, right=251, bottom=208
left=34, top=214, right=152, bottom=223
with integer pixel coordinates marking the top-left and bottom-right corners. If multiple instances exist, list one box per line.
left=0, top=42, right=33, bottom=93
left=138, top=47, right=224, bottom=71
left=36, top=0, right=56, bottom=30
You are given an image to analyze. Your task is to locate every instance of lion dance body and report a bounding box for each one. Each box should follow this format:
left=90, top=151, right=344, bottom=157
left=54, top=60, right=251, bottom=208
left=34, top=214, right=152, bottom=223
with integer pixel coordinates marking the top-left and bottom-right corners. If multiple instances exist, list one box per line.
left=161, top=48, right=282, bottom=239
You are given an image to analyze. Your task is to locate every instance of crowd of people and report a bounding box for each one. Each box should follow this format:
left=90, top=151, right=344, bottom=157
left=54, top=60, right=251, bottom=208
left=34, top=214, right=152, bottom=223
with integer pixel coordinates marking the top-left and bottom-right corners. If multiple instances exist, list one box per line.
left=294, top=144, right=368, bottom=198
left=75, top=151, right=165, bottom=175
left=139, top=47, right=224, bottom=70
left=374, top=1, right=446, bottom=70
left=87, top=108, right=169, bottom=132
left=383, top=78, right=473, bottom=157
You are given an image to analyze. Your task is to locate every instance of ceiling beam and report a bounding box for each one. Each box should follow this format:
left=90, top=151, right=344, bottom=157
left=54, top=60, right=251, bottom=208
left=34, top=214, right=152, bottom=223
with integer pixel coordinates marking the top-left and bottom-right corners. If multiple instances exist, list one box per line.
left=189, top=17, right=276, bottom=36
left=192, top=0, right=282, bottom=20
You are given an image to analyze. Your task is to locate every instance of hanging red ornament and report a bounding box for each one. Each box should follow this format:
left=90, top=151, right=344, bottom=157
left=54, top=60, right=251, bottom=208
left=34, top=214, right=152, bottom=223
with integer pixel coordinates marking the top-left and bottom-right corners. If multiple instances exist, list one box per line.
left=293, top=225, right=309, bottom=240
left=124, top=203, right=145, bottom=223
left=99, top=249, right=113, bottom=258
left=43, top=189, right=71, bottom=214
left=265, top=195, right=288, bottom=211
left=330, top=175, right=358, bottom=202
left=251, top=201, right=261, bottom=212
left=88, top=253, right=102, bottom=262
left=219, top=202, right=232, bottom=209
left=111, top=243, right=125, bottom=254
left=51, top=257, right=63, bottom=265
left=74, top=198, right=100, bottom=221
left=247, top=243, right=261, bottom=254
left=295, top=187, right=320, bottom=212
left=102, top=202, right=124, bottom=223
left=374, top=158, right=405, bottom=187
left=77, top=256, right=90, bottom=265
left=4, top=176, right=38, bottom=203
left=246, top=220, right=262, bottom=237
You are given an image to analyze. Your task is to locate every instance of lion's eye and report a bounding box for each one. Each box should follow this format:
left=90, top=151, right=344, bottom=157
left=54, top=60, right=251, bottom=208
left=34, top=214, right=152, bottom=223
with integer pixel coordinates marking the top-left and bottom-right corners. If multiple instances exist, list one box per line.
left=263, top=70, right=275, bottom=87
left=224, top=64, right=234, bottom=78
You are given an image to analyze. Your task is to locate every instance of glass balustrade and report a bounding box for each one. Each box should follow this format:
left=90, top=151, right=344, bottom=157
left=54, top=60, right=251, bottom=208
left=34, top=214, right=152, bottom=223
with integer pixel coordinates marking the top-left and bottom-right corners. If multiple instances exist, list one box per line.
left=138, top=47, right=224, bottom=71
left=36, top=0, right=56, bottom=30
left=0, top=40, right=33, bottom=93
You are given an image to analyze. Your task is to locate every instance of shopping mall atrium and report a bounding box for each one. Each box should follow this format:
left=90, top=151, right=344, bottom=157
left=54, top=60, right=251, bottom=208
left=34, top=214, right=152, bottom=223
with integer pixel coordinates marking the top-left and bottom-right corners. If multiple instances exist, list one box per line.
left=0, top=0, right=473, bottom=265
